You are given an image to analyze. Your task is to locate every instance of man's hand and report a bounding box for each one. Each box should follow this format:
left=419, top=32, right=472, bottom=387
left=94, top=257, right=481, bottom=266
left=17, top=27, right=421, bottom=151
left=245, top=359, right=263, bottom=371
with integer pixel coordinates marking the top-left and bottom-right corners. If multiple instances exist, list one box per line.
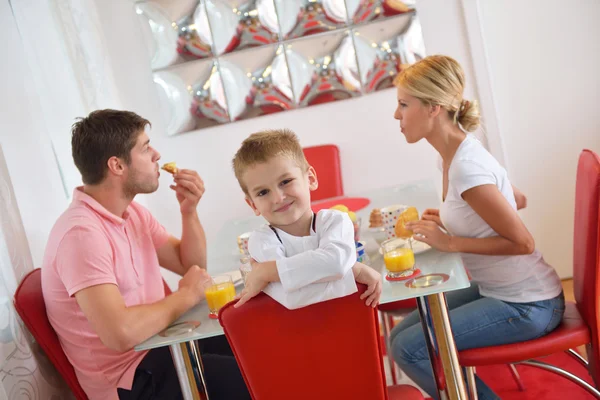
left=353, top=263, right=382, bottom=307
left=170, top=169, right=205, bottom=215
left=178, top=265, right=212, bottom=304
left=235, top=259, right=270, bottom=308
left=422, top=208, right=445, bottom=229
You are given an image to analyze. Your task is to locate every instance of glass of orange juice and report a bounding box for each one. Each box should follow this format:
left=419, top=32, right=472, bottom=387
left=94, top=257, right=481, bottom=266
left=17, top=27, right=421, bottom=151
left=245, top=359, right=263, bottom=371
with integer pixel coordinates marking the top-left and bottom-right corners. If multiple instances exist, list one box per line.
left=382, top=238, right=418, bottom=280
left=204, top=275, right=236, bottom=319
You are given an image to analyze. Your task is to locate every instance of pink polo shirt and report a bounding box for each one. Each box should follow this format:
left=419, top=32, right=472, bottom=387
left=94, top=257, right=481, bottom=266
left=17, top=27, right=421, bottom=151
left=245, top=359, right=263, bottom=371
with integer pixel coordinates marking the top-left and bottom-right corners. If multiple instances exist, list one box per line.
left=41, top=188, right=170, bottom=400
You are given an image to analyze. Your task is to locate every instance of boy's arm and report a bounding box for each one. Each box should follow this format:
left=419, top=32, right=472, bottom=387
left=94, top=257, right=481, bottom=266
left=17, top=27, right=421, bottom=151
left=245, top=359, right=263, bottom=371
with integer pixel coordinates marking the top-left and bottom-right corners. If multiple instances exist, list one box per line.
left=253, top=211, right=356, bottom=293
left=236, top=217, right=366, bottom=309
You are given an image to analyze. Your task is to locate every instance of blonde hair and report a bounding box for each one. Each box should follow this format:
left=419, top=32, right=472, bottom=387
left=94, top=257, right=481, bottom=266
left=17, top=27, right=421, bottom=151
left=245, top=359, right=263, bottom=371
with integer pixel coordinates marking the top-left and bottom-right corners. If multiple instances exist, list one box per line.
left=232, top=129, right=309, bottom=194
left=393, top=55, right=480, bottom=132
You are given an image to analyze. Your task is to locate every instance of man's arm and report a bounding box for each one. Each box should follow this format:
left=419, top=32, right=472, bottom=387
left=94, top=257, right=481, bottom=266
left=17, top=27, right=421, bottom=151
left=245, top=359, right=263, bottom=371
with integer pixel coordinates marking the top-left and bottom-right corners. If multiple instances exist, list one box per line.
left=157, top=169, right=207, bottom=275
left=74, top=266, right=210, bottom=352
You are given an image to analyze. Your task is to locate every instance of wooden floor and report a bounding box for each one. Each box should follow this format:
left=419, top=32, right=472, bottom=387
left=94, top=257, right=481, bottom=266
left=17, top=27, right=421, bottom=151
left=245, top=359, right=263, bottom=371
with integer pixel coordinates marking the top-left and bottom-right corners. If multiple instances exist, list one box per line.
left=563, top=278, right=575, bottom=302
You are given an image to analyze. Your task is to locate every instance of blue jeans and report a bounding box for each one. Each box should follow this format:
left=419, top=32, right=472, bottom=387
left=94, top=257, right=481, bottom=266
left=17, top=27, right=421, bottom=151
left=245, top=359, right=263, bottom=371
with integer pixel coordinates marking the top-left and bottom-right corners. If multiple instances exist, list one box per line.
left=389, top=284, right=565, bottom=400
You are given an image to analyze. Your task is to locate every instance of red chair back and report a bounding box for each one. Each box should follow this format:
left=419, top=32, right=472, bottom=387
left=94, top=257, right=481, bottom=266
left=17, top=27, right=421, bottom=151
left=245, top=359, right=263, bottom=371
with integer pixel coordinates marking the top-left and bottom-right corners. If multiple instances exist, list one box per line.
left=303, top=144, right=344, bottom=201
left=13, top=269, right=88, bottom=399
left=13, top=269, right=173, bottom=400
left=573, top=149, right=600, bottom=385
left=219, top=284, right=389, bottom=400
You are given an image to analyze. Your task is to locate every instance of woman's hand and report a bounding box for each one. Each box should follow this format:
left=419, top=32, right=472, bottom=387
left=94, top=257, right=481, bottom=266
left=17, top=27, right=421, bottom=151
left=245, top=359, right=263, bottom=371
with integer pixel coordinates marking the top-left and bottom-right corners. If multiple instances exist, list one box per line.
left=406, top=220, right=453, bottom=252
left=421, top=208, right=445, bottom=229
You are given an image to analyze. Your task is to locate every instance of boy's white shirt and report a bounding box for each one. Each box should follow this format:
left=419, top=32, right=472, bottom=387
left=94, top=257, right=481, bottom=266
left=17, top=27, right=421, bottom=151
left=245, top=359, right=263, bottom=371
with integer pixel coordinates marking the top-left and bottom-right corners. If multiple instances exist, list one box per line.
left=248, top=209, right=358, bottom=310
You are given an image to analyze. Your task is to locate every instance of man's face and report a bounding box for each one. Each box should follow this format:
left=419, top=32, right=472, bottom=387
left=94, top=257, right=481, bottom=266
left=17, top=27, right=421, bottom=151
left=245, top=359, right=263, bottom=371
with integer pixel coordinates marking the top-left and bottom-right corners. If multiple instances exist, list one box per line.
left=122, top=131, right=161, bottom=195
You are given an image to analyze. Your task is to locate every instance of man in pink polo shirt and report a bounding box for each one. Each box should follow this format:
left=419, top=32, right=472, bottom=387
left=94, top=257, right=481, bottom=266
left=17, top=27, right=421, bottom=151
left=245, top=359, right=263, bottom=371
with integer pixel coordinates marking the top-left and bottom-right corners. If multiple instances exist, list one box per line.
left=41, top=110, right=250, bottom=400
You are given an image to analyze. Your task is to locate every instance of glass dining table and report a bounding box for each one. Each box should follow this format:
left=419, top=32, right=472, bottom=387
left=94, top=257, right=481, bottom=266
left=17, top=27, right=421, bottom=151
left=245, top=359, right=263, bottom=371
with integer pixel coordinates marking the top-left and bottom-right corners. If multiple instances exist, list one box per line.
left=135, top=179, right=471, bottom=400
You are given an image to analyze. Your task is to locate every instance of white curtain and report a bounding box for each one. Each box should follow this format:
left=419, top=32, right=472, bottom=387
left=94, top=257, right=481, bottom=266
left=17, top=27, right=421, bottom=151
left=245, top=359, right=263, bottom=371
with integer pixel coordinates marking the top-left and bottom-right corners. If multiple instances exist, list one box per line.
left=0, top=145, right=72, bottom=399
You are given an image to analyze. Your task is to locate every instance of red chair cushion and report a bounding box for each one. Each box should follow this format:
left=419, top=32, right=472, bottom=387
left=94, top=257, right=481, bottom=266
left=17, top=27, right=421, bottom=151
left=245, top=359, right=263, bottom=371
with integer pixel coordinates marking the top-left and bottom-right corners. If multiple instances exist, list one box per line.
left=303, top=144, right=344, bottom=201
left=459, top=302, right=590, bottom=366
left=311, top=197, right=371, bottom=213
left=387, top=384, right=424, bottom=400
left=13, top=269, right=88, bottom=399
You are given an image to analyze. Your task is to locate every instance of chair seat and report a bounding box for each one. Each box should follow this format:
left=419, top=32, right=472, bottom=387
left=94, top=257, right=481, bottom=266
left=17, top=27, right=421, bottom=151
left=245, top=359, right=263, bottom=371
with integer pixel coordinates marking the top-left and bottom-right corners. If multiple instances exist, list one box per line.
left=378, top=298, right=417, bottom=312
left=387, top=384, right=425, bottom=400
left=459, top=302, right=590, bottom=366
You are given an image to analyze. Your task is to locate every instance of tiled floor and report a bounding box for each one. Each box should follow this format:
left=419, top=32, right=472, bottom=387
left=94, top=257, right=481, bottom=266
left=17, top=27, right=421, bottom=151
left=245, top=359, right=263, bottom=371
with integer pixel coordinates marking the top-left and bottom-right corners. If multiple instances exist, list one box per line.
left=383, top=279, right=578, bottom=394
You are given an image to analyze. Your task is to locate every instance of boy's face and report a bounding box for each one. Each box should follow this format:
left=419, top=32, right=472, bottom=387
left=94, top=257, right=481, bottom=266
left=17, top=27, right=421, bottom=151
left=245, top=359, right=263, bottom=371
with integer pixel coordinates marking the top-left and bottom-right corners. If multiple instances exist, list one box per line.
left=243, top=155, right=318, bottom=228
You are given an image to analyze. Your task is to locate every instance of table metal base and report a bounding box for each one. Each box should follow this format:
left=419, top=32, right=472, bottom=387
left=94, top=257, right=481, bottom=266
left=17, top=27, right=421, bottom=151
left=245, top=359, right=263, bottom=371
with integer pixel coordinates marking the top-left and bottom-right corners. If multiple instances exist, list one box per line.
left=170, top=341, right=209, bottom=400
left=417, top=293, right=468, bottom=400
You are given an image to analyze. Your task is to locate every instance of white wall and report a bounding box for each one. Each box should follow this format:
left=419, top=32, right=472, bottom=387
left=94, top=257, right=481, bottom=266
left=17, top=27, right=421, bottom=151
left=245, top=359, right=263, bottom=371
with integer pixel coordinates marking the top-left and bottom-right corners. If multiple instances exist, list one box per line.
left=1, top=0, right=486, bottom=284
left=90, top=0, right=478, bottom=273
left=475, top=0, right=600, bottom=277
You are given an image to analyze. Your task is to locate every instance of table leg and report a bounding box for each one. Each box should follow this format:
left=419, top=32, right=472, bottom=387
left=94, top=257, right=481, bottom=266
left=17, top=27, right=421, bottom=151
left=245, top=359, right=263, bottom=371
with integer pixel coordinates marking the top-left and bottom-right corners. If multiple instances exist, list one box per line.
left=170, top=341, right=210, bottom=400
left=417, top=294, right=468, bottom=400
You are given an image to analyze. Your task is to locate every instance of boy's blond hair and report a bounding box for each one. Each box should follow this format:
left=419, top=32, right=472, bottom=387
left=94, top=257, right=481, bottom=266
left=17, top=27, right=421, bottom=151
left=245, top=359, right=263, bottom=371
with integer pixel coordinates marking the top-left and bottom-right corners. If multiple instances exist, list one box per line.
left=233, top=129, right=309, bottom=194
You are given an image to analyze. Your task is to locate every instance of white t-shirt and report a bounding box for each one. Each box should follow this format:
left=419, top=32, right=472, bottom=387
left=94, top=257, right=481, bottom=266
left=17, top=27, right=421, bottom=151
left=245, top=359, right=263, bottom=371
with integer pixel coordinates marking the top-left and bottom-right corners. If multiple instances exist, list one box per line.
left=248, top=209, right=358, bottom=309
left=439, top=135, right=562, bottom=303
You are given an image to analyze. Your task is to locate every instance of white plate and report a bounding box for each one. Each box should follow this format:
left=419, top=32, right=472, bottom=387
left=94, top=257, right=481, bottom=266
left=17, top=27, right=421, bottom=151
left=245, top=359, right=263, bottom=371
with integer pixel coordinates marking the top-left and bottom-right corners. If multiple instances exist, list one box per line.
left=378, top=238, right=432, bottom=255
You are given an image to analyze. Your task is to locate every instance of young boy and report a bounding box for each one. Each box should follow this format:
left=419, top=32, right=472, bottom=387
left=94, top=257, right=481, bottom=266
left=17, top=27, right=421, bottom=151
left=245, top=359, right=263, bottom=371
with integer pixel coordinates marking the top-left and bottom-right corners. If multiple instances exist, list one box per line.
left=231, top=129, right=381, bottom=309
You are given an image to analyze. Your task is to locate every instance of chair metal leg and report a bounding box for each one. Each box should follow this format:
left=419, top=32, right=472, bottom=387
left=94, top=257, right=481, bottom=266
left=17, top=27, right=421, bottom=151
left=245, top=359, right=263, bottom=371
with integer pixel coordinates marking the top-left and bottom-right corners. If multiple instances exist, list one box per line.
left=518, top=359, right=600, bottom=399
left=381, top=311, right=398, bottom=385
left=465, top=366, right=478, bottom=400
left=507, top=364, right=525, bottom=391
left=566, top=348, right=589, bottom=367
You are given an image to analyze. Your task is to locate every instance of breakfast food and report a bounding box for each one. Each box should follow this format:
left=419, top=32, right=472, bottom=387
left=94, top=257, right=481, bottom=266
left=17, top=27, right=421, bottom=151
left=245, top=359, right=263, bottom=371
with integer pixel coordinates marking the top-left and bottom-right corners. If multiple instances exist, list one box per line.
left=330, top=205, right=359, bottom=242
left=347, top=211, right=357, bottom=223
left=161, top=162, right=178, bottom=175
left=395, top=207, right=419, bottom=238
left=369, top=208, right=383, bottom=228
left=330, top=204, right=349, bottom=213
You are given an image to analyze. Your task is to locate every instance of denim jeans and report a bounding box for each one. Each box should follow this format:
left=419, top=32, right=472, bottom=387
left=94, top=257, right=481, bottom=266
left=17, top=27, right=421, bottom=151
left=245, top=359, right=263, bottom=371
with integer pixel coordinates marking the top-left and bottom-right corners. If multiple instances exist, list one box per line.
left=389, top=284, right=565, bottom=400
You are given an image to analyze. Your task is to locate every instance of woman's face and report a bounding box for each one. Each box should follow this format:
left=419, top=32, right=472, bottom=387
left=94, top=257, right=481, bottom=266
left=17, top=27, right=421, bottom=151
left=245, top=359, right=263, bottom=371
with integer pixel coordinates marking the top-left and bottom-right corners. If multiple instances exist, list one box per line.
left=393, top=86, right=433, bottom=143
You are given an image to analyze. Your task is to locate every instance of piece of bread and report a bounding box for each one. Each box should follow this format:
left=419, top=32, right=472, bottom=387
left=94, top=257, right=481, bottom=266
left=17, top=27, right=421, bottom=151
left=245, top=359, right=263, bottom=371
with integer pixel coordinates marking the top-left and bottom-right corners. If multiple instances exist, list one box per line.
left=395, top=207, right=419, bottom=238
left=369, top=208, right=383, bottom=228
left=161, top=162, right=178, bottom=175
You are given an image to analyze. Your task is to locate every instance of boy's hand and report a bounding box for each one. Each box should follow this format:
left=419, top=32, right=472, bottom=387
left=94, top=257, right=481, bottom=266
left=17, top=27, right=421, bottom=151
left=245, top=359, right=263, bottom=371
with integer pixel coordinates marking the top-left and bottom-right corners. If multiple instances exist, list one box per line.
left=353, top=263, right=382, bottom=308
left=235, top=260, right=270, bottom=307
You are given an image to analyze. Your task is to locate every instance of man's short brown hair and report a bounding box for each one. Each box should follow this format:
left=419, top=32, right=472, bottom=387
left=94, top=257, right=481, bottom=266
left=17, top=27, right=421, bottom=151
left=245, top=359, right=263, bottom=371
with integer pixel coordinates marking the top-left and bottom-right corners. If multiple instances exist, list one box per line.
left=71, top=109, right=150, bottom=185
left=232, top=129, right=309, bottom=194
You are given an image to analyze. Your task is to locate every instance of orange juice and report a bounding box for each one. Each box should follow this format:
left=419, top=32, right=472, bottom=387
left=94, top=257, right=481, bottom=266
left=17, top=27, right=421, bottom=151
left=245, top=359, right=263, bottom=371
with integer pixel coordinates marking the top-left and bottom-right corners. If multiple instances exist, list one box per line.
left=205, top=282, right=236, bottom=317
left=384, top=248, right=415, bottom=272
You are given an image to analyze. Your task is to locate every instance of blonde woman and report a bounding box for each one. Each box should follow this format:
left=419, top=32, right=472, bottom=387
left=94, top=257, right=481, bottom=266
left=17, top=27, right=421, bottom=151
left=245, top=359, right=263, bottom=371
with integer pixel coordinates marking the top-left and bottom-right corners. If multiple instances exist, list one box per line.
left=388, top=55, right=564, bottom=399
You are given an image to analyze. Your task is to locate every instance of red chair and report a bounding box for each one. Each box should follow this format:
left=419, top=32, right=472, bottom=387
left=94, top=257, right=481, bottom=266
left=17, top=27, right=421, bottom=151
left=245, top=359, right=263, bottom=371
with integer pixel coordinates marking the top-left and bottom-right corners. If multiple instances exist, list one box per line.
left=303, top=144, right=344, bottom=201
left=219, top=284, right=424, bottom=400
left=459, top=149, right=600, bottom=399
left=13, top=269, right=173, bottom=400
left=378, top=299, right=417, bottom=384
